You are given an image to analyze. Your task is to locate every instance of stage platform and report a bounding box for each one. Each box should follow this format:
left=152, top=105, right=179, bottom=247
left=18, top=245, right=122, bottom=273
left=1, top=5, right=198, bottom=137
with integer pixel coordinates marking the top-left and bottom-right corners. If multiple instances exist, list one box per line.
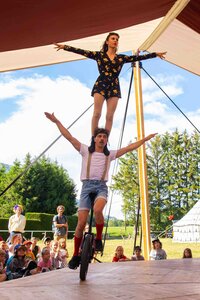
left=1, top=258, right=200, bottom=300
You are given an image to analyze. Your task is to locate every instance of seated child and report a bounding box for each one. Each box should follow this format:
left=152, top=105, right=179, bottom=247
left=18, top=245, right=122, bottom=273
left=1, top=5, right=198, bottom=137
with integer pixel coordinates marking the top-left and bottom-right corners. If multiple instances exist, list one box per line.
left=37, top=247, right=53, bottom=272
left=23, top=240, right=36, bottom=260
left=112, top=246, right=130, bottom=262
left=8, top=234, right=23, bottom=257
left=31, top=237, right=41, bottom=261
left=8, top=244, right=37, bottom=279
left=0, top=249, right=7, bottom=282
left=50, top=240, right=62, bottom=269
left=0, top=241, right=9, bottom=264
left=43, top=237, right=51, bottom=249
left=59, top=238, right=69, bottom=268
left=131, top=246, right=144, bottom=261
left=183, top=248, right=192, bottom=258
left=149, top=238, right=167, bottom=260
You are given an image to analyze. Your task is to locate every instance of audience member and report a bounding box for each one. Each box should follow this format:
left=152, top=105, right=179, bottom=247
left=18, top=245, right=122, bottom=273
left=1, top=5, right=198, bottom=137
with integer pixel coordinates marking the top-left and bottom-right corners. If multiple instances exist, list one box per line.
left=131, top=246, right=145, bottom=261
left=183, top=248, right=192, bottom=258
left=23, top=240, right=35, bottom=260
left=112, top=246, right=130, bottom=262
left=37, top=247, right=53, bottom=272
left=52, top=205, right=68, bottom=241
left=8, top=234, right=23, bottom=257
left=50, top=240, right=62, bottom=269
left=8, top=244, right=37, bottom=279
left=8, top=205, right=26, bottom=242
left=31, top=237, right=41, bottom=261
left=59, top=238, right=69, bottom=268
left=0, top=249, right=7, bottom=282
left=0, top=241, right=9, bottom=264
left=43, top=237, right=52, bottom=249
left=149, top=238, right=167, bottom=260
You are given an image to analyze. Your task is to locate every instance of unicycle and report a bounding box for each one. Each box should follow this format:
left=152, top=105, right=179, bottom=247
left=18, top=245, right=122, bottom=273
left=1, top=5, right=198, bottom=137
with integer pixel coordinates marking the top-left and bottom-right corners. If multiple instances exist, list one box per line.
left=80, top=192, right=102, bottom=281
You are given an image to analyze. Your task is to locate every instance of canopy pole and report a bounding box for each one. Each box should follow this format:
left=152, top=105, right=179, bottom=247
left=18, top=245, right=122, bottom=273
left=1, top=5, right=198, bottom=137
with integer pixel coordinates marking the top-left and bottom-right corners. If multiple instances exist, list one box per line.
left=133, top=61, right=151, bottom=260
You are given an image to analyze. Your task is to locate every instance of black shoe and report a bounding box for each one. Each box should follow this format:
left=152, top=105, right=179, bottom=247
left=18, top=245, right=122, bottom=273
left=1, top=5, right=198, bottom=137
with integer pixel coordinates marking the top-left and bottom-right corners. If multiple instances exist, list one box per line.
left=103, top=144, right=110, bottom=156
left=88, top=136, right=95, bottom=153
left=68, top=256, right=81, bottom=270
left=95, top=239, right=103, bottom=252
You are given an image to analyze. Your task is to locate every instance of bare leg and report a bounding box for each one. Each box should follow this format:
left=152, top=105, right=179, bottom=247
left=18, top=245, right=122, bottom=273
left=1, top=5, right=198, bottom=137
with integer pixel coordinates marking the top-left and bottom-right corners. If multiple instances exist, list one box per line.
left=105, top=97, right=119, bottom=133
left=94, top=198, right=107, bottom=224
left=75, top=210, right=89, bottom=238
left=91, top=93, right=105, bottom=135
left=94, top=198, right=107, bottom=241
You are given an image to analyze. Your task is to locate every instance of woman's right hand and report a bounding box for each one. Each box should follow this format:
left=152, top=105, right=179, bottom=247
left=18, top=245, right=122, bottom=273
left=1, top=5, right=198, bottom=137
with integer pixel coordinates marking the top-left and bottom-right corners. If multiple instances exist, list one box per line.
left=44, top=112, right=58, bottom=123
left=54, top=43, right=64, bottom=51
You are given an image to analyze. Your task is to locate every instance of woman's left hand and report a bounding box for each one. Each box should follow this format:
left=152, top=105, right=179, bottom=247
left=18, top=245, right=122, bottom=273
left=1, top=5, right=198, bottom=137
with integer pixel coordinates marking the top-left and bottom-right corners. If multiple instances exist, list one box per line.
left=54, top=43, right=64, bottom=51
left=156, top=52, right=167, bottom=59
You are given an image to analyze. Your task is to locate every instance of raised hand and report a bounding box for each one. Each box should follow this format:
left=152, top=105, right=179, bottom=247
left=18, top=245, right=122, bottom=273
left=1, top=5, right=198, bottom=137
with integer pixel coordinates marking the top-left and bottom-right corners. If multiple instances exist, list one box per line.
left=54, top=43, right=64, bottom=51
left=145, top=133, right=158, bottom=141
left=156, top=52, right=167, bottom=59
left=44, top=112, right=58, bottom=123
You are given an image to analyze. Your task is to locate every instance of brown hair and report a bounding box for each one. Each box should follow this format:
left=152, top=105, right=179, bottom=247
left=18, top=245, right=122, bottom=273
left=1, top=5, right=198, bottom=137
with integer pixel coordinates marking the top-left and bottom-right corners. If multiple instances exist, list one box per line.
left=183, top=248, right=192, bottom=258
left=94, top=127, right=109, bottom=138
left=57, top=205, right=65, bottom=213
left=101, top=32, right=119, bottom=53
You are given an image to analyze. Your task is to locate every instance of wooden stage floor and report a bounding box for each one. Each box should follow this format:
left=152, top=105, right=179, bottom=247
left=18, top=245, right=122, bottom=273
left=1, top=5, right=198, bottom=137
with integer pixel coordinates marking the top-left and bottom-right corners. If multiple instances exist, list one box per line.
left=1, top=258, right=200, bottom=300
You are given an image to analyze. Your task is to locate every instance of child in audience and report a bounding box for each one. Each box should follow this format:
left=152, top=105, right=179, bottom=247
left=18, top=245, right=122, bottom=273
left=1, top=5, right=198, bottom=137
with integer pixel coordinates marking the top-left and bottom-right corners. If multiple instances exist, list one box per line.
left=0, top=249, right=7, bottom=282
left=149, top=238, right=167, bottom=260
left=43, top=237, right=51, bottom=249
left=8, top=234, right=23, bottom=257
left=112, top=246, right=129, bottom=262
left=0, top=241, right=9, bottom=264
left=8, top=244, right=37, bottom=279
left=50, top=240, right=62, bottom=269
left=31, top=237, right=41, bottom=261
left=183, top=248, right=192, bottom=258
left=37, top=247, right=53, bottom=272
left=131, top=246, right=145, bottom=261
left=59, top=238, right=69, bottom=268
left=23, top=240, right=36, bottom=260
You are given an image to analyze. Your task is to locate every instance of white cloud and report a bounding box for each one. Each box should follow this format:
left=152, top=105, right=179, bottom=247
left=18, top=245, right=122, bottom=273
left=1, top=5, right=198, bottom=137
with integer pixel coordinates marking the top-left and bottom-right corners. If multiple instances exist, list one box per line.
left=0, top=72, right=199, bottom=219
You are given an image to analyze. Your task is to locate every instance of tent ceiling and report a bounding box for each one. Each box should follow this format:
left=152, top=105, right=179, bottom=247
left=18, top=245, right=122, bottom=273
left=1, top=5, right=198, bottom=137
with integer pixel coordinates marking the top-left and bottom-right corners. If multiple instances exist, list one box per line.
left=0, top=0, right=199, bottom=75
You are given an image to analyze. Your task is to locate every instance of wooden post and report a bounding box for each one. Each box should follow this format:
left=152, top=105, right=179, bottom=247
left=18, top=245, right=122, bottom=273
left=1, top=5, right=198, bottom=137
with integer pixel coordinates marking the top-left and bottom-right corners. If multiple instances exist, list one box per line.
left=133, top=61, right=151, bottom=260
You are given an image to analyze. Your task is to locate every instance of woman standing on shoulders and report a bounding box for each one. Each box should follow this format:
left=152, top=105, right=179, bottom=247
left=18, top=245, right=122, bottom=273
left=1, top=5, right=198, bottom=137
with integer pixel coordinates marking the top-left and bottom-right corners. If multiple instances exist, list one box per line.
left=54, top=33, right=166, bottom=154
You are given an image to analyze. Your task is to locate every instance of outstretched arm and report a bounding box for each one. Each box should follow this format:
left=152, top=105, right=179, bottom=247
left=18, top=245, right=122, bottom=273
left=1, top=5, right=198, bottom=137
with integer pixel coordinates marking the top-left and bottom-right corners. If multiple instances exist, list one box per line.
left=123, top=51, right=167, bottom=63
left=54, top=43, right=97, bottom=60
left=116, top=133, right=157, bottom=158
left=44, top=112, right=81, bottom=151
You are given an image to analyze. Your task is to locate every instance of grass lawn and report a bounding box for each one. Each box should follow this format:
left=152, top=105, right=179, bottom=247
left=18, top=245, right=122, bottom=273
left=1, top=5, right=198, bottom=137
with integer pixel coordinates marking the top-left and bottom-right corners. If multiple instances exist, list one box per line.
left=38, top=237, right=200, bottom=263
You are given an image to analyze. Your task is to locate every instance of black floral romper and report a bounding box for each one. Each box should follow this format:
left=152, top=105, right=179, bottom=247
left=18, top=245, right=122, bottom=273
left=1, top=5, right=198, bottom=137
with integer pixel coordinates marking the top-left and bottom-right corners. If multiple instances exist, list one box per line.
left=64, top=45, right=157, bottom=100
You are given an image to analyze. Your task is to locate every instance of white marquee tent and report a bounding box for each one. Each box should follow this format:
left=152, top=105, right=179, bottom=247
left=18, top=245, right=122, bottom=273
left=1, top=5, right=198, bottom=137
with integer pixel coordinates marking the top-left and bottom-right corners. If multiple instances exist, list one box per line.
left=173, top=201, right=200, bottom=242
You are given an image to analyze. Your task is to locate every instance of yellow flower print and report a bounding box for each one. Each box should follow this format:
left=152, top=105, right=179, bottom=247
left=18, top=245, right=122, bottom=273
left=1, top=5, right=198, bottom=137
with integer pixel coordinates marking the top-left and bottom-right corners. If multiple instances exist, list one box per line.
left=103, top=58, right=109, bottom=62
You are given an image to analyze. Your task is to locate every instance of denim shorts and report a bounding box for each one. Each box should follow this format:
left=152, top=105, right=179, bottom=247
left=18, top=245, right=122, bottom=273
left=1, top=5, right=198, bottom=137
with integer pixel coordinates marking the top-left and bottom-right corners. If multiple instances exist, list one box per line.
left=78, top=180, right=108, bottom=211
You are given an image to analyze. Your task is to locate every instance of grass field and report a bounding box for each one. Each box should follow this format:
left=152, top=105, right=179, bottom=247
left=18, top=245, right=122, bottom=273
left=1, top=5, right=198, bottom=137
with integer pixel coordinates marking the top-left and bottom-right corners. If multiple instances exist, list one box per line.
left=39, top=236, right=200, bottom=263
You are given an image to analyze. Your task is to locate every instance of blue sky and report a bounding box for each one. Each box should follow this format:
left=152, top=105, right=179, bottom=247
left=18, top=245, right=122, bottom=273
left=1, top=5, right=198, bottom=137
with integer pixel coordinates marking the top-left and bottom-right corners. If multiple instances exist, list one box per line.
left=0, top=51, right=199, bottom=218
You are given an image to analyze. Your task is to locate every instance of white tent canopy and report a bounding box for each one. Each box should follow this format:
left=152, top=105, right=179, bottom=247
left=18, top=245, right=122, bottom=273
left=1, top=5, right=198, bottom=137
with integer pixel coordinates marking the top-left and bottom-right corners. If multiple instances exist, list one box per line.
left=173, top=201, right=200, bottom=242
left=0, top=0, right=200, bottom=75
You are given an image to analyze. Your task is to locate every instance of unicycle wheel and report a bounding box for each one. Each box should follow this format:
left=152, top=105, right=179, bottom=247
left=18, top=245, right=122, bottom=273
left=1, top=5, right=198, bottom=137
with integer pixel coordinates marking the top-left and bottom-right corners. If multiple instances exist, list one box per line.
left=80, top=234, right=93, bottom=281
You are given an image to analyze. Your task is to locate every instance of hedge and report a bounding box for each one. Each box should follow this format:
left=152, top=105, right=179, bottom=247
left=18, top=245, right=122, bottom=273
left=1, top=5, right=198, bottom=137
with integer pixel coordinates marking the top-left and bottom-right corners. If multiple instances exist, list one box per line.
left=0, top=213, right=78, bottom=240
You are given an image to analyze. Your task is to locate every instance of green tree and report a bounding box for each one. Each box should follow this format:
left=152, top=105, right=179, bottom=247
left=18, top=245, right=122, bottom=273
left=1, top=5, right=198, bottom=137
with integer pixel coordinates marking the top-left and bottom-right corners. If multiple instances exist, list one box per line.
left=0, top=154, right=77, bottom=217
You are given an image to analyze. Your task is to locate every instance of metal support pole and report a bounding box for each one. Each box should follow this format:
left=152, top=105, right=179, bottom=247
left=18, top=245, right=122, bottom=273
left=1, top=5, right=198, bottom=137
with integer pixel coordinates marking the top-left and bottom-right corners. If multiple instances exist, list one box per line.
left=133, top=61, right=151, bottom=260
